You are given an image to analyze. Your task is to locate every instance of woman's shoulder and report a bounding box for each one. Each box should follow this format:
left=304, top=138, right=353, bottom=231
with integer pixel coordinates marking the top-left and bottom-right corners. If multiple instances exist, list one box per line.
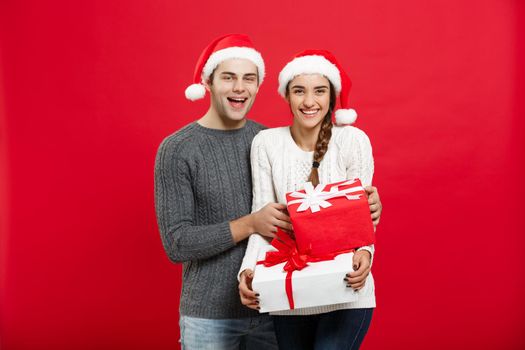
left=253, top=126, right=290, bottom=145
left=332, top=125, right=370, bottom=145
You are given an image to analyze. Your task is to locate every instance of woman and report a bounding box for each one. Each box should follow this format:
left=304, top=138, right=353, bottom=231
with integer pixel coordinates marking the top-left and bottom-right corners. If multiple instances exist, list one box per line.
left=238, top=50, right=377, bottom=349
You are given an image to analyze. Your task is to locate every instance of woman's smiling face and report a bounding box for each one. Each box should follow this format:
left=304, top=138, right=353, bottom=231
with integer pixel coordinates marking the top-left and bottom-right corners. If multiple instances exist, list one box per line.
left=287, top=74, right=331, bottom=131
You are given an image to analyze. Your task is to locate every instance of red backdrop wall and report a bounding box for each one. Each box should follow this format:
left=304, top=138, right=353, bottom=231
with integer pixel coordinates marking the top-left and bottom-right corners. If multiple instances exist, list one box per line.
left=1, top=0, right=524, bottom=349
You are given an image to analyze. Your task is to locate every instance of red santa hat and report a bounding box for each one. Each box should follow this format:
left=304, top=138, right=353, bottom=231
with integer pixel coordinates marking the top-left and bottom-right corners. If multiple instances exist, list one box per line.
left=185, top=34, right=265, bottom=101
left=277, top=49, right=357, bottom=125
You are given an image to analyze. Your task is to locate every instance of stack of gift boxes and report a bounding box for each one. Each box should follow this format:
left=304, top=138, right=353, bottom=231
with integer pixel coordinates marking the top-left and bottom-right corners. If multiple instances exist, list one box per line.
left=252, top=179, right=376, bottom=313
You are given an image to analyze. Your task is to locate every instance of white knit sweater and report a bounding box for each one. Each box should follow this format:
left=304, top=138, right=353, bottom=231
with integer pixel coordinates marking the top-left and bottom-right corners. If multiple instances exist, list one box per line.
left=239, top=125, right=376, bottom=316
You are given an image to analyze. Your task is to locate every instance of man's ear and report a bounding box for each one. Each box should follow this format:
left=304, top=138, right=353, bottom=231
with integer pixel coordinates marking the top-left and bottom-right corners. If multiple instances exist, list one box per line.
left=203, top=78, right=212, bottom=92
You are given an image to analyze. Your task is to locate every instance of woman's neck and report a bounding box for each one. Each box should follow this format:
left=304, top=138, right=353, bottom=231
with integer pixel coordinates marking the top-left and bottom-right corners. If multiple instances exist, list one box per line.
left=290, top=123, right=321, bottom=152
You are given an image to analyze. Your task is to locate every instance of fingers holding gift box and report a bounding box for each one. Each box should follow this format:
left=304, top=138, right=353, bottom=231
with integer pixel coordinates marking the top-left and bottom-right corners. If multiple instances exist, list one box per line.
left=238, top=269, right=260, bottom=311
left=345, top=250, right=372, bottom=290
left=365, top=185, right=382, bottom=229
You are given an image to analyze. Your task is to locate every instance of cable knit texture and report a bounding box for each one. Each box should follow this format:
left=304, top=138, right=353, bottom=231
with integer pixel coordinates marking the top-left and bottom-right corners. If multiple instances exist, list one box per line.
left=240, top=125, right=376, bottom=316
left=155, top=120, right=265, bottom=319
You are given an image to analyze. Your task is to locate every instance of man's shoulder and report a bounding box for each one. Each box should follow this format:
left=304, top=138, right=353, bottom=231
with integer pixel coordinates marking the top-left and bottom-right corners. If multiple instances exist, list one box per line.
left=245, top=119, right=267, bottom=133
left=157, top=122, right=201, bottom=157
left=158, top=120, right=268, bottom=153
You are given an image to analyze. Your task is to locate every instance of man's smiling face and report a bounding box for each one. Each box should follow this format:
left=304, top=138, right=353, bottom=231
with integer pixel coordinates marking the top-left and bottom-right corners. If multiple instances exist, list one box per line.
left=206, top=58, right=260, bottom=123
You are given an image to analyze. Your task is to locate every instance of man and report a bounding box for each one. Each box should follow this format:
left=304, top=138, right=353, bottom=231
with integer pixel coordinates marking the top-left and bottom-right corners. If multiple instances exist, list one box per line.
left=154, top=34, right=382, bottom=349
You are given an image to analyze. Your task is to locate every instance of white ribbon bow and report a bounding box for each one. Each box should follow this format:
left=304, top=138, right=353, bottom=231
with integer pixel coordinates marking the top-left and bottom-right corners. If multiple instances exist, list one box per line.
left=288, top=180, right=364, bottom=213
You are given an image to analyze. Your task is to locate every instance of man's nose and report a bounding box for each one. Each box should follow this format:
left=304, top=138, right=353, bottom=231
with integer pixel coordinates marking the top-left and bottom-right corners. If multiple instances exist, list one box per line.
left=233, top=79, right=245, bottom=92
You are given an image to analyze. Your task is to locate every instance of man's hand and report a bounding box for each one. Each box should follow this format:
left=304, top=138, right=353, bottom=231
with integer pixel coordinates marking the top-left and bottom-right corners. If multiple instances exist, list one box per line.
left=230, top=203, right=292, bottom=243
left=345, top=250, right=371, bottom=291
left=251, top=203, right=292, bottom=239
left=239, top=269, right=259, bottom=310
left=365, top=186, right=382, bottom=230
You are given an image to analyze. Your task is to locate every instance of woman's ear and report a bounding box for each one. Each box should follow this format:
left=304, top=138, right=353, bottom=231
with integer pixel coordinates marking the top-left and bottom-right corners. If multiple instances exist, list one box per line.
left=285, top=91, right=290, bottom=103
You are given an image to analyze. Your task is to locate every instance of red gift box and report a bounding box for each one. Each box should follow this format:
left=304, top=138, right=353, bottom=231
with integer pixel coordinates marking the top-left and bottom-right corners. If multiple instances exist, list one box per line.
left=285, top=179, right=375, bottom=256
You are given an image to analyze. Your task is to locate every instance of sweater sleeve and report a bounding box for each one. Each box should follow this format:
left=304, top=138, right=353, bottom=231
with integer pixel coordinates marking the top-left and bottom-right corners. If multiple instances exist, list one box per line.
left=238, top=233, right=270, bottom=280
left=238, top=133, right=274, bottom=279
left=342, top=127, right=376, bottom=265
left=154, top=138, right=235, bottom=263
left=250, top=132, right=278, bottom=212
left=343, top=127, right=374, bottom=187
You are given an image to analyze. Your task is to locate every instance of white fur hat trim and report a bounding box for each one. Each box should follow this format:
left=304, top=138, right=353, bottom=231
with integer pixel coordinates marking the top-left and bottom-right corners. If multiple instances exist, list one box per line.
left=278, top=55, right=342, bottom=97
left=201, top=47, right=265, bottom=84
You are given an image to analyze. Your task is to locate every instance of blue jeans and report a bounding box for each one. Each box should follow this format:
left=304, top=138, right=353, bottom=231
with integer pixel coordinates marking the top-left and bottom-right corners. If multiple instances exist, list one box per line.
left=272, top=308, right=374, bottom=350
left=179, top=314, right=278, bottom=350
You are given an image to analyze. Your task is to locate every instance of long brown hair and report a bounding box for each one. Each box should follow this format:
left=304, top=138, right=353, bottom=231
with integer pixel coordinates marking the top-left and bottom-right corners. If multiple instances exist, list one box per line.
left=287, top=80, right=337, bottom=186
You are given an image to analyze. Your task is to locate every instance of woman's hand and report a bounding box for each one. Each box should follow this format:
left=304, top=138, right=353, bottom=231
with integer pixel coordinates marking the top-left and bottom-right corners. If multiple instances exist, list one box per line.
left=365, top=186, right=382, bottom=230
left=238, top=269, right=260, bottom=310
left=345, top=250, right=371, bottom=291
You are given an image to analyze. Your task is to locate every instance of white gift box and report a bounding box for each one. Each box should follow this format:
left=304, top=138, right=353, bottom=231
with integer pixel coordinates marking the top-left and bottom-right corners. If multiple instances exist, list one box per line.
left=252, top=245, right=358, bottom=313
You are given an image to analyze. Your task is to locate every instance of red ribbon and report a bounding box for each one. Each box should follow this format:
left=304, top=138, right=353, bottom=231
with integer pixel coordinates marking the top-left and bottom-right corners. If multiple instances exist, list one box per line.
left=257, top=229, right=354, bottom=310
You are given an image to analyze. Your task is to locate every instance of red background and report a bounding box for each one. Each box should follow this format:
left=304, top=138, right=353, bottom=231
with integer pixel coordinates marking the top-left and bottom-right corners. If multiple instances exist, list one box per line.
left=1, top=1, right=524, bottom=349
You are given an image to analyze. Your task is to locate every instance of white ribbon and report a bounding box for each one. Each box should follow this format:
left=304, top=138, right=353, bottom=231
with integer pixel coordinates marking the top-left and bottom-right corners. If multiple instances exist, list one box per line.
left=288, top=180, right=364, bottom=213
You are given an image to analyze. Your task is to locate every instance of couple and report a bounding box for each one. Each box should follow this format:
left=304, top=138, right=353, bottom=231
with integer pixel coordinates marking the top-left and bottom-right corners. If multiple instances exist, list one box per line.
left=154, top=34, right=382, bottom=350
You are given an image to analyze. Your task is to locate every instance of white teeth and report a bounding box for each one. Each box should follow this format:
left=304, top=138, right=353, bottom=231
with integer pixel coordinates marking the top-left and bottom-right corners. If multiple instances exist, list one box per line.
left=302, top=110, right=319, bottom=115
left=229, top=97, right=246, bottom=102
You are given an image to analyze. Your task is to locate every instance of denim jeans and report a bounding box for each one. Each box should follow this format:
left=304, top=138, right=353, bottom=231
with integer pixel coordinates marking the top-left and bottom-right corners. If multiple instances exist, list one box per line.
left=179, top=314, right=278, bottom=350
left=272, top=308, right=374, bottom=350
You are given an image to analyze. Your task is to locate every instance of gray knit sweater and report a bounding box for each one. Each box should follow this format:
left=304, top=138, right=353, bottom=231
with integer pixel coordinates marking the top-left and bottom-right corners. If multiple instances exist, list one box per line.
left=154, top=120, right=265, bottom=318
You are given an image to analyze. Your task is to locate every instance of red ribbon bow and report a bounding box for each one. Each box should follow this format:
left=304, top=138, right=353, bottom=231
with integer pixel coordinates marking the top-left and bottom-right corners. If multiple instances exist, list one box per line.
left=262, top=229, right=310, bottom=272
left=257, top=229, right=353, bottom=310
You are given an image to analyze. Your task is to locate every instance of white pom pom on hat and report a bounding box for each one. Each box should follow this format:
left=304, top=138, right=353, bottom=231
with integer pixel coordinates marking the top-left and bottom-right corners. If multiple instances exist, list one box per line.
left=277, top=49, right=358, bottom=125
left=184, top=84, right=206, bottom=101
left=335, top=109, right=358, bottom=125
left=185, top=34, right=265, bottom=101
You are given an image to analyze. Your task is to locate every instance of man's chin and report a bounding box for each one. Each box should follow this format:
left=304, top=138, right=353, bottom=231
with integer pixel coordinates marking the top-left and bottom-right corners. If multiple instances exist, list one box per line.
left=227, top=108, right=251, bottom=121
left=217, top=112, right=247, bottom=127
